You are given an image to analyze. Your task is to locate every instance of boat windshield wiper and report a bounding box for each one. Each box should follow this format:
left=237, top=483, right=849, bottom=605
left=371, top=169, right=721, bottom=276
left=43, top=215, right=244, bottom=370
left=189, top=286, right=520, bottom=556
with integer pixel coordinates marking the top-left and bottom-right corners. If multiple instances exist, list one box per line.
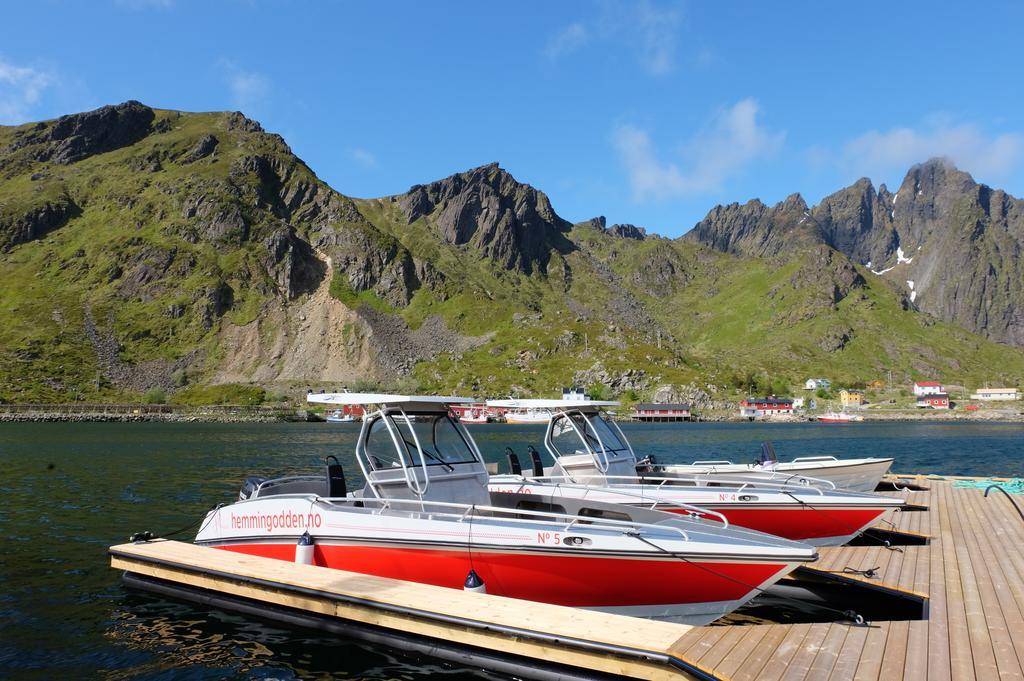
left=402, top=438, right=454, bottom=472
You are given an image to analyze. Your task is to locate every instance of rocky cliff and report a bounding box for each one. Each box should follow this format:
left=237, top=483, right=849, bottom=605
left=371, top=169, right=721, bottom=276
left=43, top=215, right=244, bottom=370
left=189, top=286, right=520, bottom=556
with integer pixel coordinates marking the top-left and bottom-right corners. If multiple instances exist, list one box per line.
left=686, top=158, right=1024, bottom=346
left=397, top=162, right=573, bottom=274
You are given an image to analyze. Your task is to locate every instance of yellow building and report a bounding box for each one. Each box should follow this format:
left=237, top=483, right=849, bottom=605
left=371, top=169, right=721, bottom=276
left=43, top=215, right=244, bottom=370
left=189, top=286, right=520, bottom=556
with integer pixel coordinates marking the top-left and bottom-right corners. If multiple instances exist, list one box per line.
left=839, top=389, right=864, bottom=407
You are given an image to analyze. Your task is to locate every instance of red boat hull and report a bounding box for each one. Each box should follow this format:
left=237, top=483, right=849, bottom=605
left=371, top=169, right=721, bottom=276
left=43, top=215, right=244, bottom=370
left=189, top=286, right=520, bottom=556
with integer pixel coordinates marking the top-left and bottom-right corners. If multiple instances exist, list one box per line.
left=664, top=505, right=884, bottom=542
left=213, top=541, right=790, bottom=608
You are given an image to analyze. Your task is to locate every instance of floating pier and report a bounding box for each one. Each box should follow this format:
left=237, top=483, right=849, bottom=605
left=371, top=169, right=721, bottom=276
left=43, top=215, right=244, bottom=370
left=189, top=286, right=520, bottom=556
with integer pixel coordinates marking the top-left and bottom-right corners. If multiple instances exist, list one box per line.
left=110, top=476, right=1024, bottom=680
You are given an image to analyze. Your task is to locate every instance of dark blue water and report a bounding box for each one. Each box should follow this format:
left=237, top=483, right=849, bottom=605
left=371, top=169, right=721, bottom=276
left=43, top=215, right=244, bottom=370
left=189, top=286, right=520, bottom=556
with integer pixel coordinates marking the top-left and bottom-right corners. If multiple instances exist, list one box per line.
left=2, top=421, right=1022, bottom=679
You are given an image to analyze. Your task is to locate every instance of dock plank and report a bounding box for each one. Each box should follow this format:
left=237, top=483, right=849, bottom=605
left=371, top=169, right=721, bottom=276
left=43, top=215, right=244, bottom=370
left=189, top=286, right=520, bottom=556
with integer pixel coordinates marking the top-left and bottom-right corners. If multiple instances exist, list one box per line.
left=959, top=482, right=1024, bottom=679
left=803, top=623, right=850, bottom=681
left=731, top=625, right=794, bottom=681
left=937, top=480, right=976, bottom=681
left=778, top=623, right=833, bottom=681
left=110, top=540, right=694, bottom=681
left=713, top=625, right=772, bottom=679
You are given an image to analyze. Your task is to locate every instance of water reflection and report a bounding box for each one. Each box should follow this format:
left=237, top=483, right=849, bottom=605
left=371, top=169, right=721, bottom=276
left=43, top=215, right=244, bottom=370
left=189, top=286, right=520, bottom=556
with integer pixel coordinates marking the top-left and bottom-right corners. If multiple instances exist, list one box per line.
left=106, top=593, right=473, bottom=679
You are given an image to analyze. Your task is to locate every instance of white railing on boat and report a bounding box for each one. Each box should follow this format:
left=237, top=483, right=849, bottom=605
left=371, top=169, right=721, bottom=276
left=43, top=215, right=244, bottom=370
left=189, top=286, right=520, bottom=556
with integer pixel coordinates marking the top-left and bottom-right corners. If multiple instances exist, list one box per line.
left=488, top=478, right=730, bottom=527
left=790, top=456, right=841, bottom=463
left=533, top=473, right=837, bottom=494
left=308, top=495, right=695, bottom=542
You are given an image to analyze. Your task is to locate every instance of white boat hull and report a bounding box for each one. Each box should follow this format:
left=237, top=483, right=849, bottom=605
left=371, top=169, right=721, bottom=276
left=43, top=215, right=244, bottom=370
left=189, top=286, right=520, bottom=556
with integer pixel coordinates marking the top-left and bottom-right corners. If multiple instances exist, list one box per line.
left=660, top=458, right=894, bottom=493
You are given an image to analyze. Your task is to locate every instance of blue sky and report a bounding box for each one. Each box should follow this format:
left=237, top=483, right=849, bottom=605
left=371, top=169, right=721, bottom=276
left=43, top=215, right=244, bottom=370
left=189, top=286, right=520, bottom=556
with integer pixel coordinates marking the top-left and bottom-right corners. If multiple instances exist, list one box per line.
left=2, top=1, right=1023, bottom=236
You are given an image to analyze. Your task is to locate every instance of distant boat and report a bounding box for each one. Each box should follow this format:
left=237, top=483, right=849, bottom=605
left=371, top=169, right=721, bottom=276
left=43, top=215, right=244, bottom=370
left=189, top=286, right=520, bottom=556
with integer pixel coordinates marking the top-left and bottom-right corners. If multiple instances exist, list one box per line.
left=817, top=411, right=864, bottom=423
left=451, top=404, right=490, bottom=424
left=325, top=410, right=357, bottom=423
left=503, top=408, right=552, bottom=425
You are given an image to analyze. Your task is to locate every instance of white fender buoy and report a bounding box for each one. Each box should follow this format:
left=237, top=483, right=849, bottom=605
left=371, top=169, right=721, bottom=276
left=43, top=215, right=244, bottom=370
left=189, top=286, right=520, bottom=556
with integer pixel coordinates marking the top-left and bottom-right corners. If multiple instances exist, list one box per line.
left=295, top=531, right=315, bottom=565
left=464, top=569, right=486, bottom=593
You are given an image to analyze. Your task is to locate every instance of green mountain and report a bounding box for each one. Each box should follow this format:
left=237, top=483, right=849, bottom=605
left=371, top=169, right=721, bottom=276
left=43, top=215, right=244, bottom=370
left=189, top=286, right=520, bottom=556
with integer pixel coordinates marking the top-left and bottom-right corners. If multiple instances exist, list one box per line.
left=1, top=102, right=1022, bottom=405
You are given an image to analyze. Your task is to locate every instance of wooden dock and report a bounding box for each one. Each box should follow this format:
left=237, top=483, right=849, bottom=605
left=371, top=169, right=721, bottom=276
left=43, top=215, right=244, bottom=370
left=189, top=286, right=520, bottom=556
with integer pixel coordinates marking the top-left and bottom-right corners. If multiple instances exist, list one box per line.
left=109, top=476, right=1024, bottom=680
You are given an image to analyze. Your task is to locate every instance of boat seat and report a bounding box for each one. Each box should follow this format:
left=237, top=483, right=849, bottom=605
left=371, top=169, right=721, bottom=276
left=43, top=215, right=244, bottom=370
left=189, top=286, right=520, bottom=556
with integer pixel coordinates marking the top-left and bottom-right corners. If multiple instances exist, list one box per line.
left=759, top=441, right=778, bottom=465
left=326, top=455, right=347, bottom=497
left=506, top=448, right=523, bottom=475
left=527, top=446, right=544, bottom=477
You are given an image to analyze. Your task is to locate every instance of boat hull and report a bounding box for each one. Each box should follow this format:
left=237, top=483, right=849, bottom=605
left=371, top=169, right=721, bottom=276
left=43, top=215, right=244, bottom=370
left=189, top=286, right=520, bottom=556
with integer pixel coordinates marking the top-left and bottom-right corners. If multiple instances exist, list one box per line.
left=661, top=505, right=886, bottom=546
left=503, top=416, right=551, bottom=425
left=660, top=458, right=894, bottom=493
left=206, top=537, right=797, bottom=626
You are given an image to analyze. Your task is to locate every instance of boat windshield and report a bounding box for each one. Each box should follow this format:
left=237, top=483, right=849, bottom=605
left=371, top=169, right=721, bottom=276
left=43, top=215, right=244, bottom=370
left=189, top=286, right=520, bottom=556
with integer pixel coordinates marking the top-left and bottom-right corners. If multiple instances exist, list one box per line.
left=364, top=413, right=478, bottom=470
left=550, top=411, right=629, bottom=458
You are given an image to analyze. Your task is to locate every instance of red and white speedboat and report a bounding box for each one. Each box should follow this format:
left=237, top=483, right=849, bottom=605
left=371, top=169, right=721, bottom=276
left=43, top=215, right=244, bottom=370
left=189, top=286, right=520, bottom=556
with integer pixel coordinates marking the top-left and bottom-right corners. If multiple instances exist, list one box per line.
left=487, top=399, right=904, bottom=546
left=195, top=394, right=817, bottom=625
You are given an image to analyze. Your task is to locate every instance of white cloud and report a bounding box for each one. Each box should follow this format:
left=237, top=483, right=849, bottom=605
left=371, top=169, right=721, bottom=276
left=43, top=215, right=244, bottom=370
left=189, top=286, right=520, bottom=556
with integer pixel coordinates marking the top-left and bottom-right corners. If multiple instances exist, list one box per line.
left=0, top=57, right=53, bottom=124
left=614, top=98, right=785, bottom=200
left=544, top=23, right=589, bottom=59
left=225, top=68, right=270, bottom=114
left=350, top=148, right=378, bottom=168
left=544, top=1, right=683, bottom=76
left=841, top=120, right=1024, bottom=180
left=628, top=0, right=681, bottom=76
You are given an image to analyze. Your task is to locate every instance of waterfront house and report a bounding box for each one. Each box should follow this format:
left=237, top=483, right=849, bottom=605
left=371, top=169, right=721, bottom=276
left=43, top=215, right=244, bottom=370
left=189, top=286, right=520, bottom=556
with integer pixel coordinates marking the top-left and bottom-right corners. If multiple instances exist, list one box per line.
left=969, top=387, right=1020, bottom=401
left=914, top=381, right=944, bottom=397
left=562, top=386, right=589, bottom=401
left=916, top=393, right=950, bottom=409
left=739, top=397, right=794, bottom=418
left=839, top=389, right=865, bottom=407
left=632, top=403, right=692, bottom=422
left=792, top=397, right=805, bottom=409
left=804, top=378, right=831, bottom=390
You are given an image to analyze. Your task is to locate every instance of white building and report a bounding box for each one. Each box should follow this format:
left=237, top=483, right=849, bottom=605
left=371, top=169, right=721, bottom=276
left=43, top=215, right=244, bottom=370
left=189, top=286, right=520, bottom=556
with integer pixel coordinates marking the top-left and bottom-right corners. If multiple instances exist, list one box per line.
left=804, top=378, right=832, bottom=390
left=969, top=388, right=1020, bottom=401
left=562, top=386, right=589, bottom=401
left=792, top=397, right=805, bottom=409
left=913, top=381, right=944, bottom=397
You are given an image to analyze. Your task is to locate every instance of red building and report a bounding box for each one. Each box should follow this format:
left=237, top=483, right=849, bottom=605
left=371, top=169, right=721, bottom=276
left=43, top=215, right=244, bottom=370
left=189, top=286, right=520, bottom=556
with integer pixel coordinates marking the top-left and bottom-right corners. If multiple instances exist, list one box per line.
left=339, top=404, right=365, bottom=418
left=632, top=403, right=692, bottom=422
left=739, top=397, right=795, bottom=417
left=916, top=393, right=950, bottom=409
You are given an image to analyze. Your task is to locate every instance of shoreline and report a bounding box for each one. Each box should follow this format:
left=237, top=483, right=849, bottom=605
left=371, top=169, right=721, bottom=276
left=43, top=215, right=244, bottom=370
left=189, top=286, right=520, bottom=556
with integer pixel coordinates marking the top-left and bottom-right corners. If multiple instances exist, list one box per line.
left=2, top=408, right=1023, bottom=424
left=0, top=405, right=316, bottom=423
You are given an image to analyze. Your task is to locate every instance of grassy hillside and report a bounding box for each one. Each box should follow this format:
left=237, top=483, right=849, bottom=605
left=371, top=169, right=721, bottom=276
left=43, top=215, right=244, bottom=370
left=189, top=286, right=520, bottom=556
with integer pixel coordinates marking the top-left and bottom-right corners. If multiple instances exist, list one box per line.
left=1, top=103, right=1023, bottom=406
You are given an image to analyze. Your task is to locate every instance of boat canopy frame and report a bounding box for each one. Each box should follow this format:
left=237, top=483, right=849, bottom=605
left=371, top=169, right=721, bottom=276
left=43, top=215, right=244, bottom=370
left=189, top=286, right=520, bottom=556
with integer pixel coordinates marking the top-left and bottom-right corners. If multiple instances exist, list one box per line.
left=355, top=406, right=488, bottom=504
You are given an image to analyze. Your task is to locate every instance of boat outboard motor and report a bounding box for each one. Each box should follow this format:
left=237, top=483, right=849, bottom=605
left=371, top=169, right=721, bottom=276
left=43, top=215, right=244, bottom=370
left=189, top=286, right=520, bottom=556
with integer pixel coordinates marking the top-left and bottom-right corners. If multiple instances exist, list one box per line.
left=757, top=441, right=779, bottom=466
left=636, top=455, right=658, bottom=475
left=325, top=455, right=347, bottom=497
left=505, top=447, right=523, bottom=475
left=527, top=445, right=544, bottom=477
left=239, top=476, right=267, bottom=501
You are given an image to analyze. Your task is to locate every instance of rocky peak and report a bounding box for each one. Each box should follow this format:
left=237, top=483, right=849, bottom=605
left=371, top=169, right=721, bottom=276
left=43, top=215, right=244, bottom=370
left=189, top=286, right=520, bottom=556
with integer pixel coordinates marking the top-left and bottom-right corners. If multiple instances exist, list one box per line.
left=607, top=223, right=646, bottom=240
left=684, top=194, right=816, bottom=258
left=396, top=162, right=572, bottom=274
left=686, top=156, right=1024, bottom=346
left=10, top=101, right=155, bottom=166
